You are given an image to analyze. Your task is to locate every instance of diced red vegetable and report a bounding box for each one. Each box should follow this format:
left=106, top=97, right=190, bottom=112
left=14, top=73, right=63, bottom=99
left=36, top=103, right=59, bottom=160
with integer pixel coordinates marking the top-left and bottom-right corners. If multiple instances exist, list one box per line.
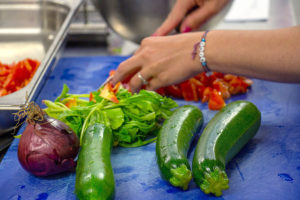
left=107, top=70, right=252, bottom=110
left=165, top=85, right=183, bottom=99
left=180, top=80, right=198, bottom=101
left=208, top=89, right=226, bottom=110
left=65, top=98, right=78, bottom=108
left=99, top=83, right=119, bottom=103
left=0, top=58, right=40, bottom=97
left=157, top=71, right=252, bottom=110
left=89, top=92, right=96, bottom=103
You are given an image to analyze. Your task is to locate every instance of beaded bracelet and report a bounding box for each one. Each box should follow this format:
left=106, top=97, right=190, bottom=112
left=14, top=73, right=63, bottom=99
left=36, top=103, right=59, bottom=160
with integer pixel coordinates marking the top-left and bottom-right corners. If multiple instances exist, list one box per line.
left=199, top=30, right=210, bottom=73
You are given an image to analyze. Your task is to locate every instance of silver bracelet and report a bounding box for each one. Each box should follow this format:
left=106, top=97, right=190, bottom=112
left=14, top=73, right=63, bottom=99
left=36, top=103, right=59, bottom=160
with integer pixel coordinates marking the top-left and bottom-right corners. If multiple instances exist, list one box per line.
left=199, top=30, right=210, bottom=73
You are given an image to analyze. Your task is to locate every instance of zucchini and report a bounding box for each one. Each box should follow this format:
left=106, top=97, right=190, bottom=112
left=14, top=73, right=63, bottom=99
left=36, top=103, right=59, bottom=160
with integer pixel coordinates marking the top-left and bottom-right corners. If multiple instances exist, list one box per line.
left=75, top=123, right=115, bottom=200
left=192, top=100, right=261, bottom=196
left=156, top=105, right=203, bottom=190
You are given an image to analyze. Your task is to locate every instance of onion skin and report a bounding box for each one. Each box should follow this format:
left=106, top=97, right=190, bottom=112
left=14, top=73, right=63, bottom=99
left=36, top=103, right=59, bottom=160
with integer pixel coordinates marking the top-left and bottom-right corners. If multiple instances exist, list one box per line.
left=18, top=115, right=80, bottom=176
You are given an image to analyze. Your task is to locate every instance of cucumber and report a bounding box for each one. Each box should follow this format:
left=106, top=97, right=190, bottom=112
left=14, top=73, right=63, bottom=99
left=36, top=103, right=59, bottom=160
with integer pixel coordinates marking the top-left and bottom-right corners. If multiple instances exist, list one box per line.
left=192, top=100, right=261, bottom=196
left=156, top=105, right=203, bottom=190
left=75, top=123, right=115, bottom=200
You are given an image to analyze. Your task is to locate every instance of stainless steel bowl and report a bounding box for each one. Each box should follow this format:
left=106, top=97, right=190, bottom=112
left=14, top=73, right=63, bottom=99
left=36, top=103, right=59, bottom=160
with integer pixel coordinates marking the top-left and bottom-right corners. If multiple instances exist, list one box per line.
left=92, top=0, right=232, bottom=44
left=92, top=0, right=175, bottom=43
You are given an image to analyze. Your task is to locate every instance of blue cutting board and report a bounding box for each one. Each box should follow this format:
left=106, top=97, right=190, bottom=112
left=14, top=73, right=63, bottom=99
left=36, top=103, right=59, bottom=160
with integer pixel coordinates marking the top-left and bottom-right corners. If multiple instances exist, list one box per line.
left=0, top=56, right=299, bottom=200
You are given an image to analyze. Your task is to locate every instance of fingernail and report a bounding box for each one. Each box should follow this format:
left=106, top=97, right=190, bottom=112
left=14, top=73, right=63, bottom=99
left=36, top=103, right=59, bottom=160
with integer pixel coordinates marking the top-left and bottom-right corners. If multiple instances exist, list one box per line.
left=182, top=26, right=192, bottom=33
left=151, top=33, right=158, bottom=37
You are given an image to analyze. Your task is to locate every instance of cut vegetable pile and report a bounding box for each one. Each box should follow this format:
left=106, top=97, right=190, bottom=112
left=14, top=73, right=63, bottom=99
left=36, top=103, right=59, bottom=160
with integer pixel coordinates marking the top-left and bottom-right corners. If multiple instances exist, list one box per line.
left=157, top=72, right=253, bottom=110
left=43, top=83, right=178, bottom=147
left=0, top=58, right=40, bottom=96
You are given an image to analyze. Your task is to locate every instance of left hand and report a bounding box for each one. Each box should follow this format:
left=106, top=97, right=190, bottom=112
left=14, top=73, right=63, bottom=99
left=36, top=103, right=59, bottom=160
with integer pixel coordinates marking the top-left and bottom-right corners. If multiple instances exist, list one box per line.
left=112, top=33, right=203, bottom=93
left=153, top=0, right=229, bottom=36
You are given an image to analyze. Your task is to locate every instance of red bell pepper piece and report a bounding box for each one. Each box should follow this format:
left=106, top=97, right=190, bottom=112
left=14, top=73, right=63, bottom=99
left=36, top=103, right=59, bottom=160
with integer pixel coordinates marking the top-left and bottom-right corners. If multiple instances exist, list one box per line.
left=0, top=58, right=40, bottom=97
left=26, top=58, right=40, bottom=70
left=99, top=83, right=119, bottom=103
left=165, top=85, right=183, bottom=99
left=208, top=89, right=226, bottom=110
left=195, top=72, right=210, bottom=86
left=190, top=78, right=205, bottom=100
left=212, top=72, right=224, bottom=79
left=0, top=89, right=7, bottom=96
left=180, top=80, right=198, bottom=101
left=228, top=77, right=249, bottom=95
left=112, top=82, right=121, bottom=93
left=156, top=87, right=166, bottom=96
left=89, top=92, right=96, bottom=103
left=65, top=98, right=78, bottom=108
left=202, top=87, right=213, bottom=103
left=212, top=79, right=231, bottom=99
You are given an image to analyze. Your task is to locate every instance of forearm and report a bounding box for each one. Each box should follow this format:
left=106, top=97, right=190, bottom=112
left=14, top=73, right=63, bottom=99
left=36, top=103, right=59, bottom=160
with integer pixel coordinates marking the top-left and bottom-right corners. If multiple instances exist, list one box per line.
left=205, top=26, right=300, bottom=82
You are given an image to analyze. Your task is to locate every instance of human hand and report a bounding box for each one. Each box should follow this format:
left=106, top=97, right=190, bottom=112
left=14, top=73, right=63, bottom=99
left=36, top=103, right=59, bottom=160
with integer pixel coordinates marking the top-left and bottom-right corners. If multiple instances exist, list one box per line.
left=153, top=0, right=229, bottom=36
left=112, top=33, right=203, bottom=93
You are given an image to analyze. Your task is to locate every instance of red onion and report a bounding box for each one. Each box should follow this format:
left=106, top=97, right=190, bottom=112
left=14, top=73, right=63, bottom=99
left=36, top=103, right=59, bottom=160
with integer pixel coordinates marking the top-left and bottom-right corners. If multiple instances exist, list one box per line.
left=17, top=103, right=80, bottom=176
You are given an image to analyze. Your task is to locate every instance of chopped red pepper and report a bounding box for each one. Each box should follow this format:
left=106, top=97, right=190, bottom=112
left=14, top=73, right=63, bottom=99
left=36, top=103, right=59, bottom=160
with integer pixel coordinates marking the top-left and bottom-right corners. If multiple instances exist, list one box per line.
left=89, top=92, right=96, bottom=103
left=212, top=79, right=231, bottom=100
left=156, top=87, right=166, bottom=96
left=202, top=87, right=213, bottom=103
left=208, top=89, right=226, bottom=110
left=190, top=78, right=205, bottom=100
left=108, top=69, right=251, bottom=110
left=65, top=98, right=78, bottom=108
left=212, top=72, right=224, bottom=79
left=195, top=72, right=210, bottom=86
left=157, top=71, right=252, bottom=110
left=165, top=85, right=183, bottom=99
left=228, top=77, right=249, bottom=95
left=0, top=58, right=40, bottom=97
left=112, top=82, right=121, bottom=93
left=99, top=83, right=119, bottom=103
left=180, top=80, right=198, bottom=101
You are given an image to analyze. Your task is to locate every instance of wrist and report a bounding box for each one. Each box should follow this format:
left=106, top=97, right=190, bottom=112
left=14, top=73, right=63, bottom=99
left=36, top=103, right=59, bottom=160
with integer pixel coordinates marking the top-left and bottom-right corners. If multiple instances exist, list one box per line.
left=198, top=31, right=211, bottom=73
left=181, top=32, right=209, bottom=75
left=188, top=31, right=215, bottom=74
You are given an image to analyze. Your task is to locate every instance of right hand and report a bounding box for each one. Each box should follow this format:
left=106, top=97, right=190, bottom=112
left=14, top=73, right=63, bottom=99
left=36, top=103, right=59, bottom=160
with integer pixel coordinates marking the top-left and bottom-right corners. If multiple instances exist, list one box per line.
left=112, top=33, right=204, bottom=93
left=153, top=0, right=229, bottom=36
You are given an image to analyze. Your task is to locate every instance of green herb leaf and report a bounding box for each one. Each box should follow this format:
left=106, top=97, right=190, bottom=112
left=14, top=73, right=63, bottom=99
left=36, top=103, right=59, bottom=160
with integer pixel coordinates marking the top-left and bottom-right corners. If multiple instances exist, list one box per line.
left=43, top=85, right=178, bottom=147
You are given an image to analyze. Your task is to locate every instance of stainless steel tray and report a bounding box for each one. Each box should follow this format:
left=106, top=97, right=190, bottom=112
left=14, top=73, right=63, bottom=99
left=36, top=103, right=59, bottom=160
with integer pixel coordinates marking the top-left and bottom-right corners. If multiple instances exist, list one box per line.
left=0, top=0, right=82, bottom=135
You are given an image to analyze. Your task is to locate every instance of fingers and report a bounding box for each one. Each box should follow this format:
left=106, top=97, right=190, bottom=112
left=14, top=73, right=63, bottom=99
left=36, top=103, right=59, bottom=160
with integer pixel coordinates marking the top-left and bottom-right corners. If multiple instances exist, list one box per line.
left=145, top=78, right=164, bottom=92
left=180, top=0, right=229, bottom=31
left=153, top=1, right=191, bottom=36
left=180, top=3, right=216, bottom=32
left=130, top=71, right=170, bottom=93
left=128, top=66, right=154, bottom=93
left=112, top=56, right=142, bottom=85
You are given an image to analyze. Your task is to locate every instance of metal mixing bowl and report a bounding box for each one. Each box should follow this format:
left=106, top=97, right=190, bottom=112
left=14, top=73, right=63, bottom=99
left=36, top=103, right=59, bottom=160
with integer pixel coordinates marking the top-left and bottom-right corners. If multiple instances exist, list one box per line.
left=92, top=0, right=175, bottom=43
left=92, top=0, right=232, bottom=44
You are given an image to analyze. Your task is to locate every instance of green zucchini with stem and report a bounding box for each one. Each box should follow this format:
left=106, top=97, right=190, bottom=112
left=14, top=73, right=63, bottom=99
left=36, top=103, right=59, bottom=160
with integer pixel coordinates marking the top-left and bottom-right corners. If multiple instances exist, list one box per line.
left=192, top=100, right=261, bottom=196
left=75, top=123, right=115, bottom=200
left=156, top=105, right=204, bottom=190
